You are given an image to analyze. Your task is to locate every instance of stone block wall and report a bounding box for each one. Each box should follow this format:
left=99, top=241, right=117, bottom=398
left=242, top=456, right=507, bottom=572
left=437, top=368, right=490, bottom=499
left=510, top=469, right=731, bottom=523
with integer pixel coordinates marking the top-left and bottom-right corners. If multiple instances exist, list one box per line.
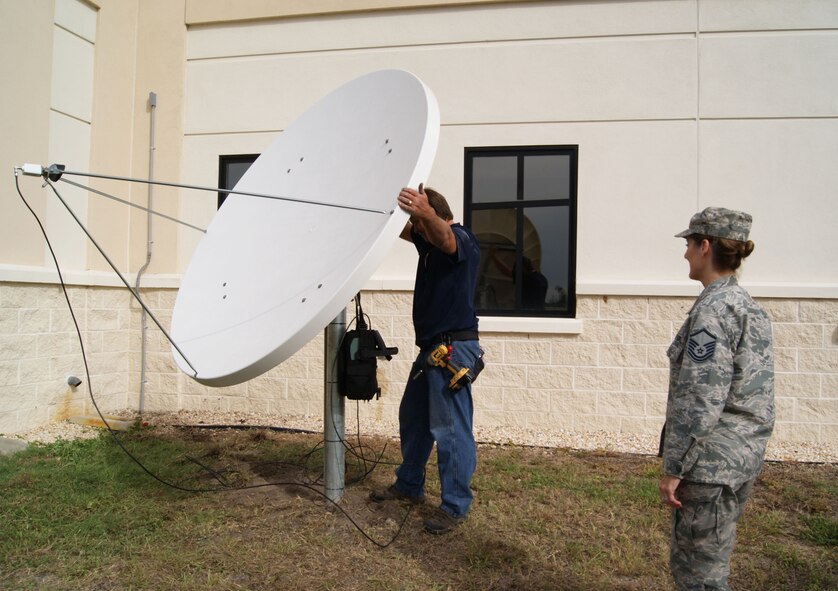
left=1, top=282, right=836, bottom=444
left=354, top=292, right=838, bottom=445
left=0, top=283, right=132, bottom=434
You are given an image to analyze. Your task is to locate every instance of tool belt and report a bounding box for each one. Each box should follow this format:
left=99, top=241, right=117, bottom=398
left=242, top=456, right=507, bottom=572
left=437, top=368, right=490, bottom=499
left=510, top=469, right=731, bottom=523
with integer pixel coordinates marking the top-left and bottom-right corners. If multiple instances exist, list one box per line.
left=426, top=341, right=485, bottom=391
left=419, top=330, right=479, bottom=349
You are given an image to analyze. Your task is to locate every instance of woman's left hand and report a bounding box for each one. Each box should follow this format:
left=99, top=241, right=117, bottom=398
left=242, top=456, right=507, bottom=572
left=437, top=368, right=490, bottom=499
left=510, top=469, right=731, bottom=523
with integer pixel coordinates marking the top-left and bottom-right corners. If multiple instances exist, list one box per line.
left=659, top=475, right=683, bottom=508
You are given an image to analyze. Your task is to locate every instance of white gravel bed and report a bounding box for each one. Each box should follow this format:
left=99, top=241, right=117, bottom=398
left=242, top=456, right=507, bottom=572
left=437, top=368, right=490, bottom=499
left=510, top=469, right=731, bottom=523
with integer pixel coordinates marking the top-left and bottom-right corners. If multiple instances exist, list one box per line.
left=9, top=409, right=837, bottom=464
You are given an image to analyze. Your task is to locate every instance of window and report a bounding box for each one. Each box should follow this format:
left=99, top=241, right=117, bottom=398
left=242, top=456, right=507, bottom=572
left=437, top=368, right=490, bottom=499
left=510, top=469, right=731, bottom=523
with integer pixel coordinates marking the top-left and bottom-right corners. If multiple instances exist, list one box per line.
left=465, top=146, right=577, bottom=317
left=218, top=154, right=258, bottom=208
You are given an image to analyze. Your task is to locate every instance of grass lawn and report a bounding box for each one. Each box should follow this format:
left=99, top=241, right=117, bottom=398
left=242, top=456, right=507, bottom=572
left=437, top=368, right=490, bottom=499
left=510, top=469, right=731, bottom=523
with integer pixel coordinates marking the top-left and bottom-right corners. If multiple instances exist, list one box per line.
left=1, top=425, right=835, bottom=590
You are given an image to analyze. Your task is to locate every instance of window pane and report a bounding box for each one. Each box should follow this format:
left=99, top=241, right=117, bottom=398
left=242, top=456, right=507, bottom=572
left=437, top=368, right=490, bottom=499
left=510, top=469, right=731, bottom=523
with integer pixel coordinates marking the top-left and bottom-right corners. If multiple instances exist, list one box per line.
left=218, top=155, right=257, bottom=208
left=225, top=161, right=253, bottom=189
left=523, top=154, right=570, bottom=201
left=472, top=206, right=569, bottom=312
left=472, top=208, right=518, bottom=310
left=526, top=206, right=570, bottom=311
left=472, top=156, right=518, bottom=203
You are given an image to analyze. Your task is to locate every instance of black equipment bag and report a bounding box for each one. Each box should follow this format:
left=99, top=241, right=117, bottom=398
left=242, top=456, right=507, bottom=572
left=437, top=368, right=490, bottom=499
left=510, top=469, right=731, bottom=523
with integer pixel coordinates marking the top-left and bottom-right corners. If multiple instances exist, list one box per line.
left=341, top=329, right=381, bottom=400
left=339, top=295, right=398, bottom=401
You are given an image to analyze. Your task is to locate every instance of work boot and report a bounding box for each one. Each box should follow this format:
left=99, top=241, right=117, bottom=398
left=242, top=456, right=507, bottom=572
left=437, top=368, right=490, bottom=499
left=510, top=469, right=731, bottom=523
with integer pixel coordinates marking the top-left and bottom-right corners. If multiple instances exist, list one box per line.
left=369, top=484, right=425, bottom=505
left=423, top=507, right=465, bottom=535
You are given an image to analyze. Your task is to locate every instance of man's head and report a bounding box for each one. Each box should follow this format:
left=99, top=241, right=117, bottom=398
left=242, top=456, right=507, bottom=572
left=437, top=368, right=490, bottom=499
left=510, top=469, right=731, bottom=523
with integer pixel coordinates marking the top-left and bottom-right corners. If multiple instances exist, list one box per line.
left=422, top=187, right=453, bottom=222
left=409, top=187, right=454, bottom=241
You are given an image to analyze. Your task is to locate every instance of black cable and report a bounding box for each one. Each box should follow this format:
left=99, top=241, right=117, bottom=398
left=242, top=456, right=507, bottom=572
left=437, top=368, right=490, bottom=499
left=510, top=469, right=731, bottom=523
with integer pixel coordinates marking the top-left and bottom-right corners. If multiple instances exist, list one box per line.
left=329, top=299, right=402, bottom=471
left=349, top=402, right=373, bottom=483
left=184, top=455, right=230, bottom=487
left=14, top=174, right=411, bottom=548
left=325, top=294, right=423, bottom=494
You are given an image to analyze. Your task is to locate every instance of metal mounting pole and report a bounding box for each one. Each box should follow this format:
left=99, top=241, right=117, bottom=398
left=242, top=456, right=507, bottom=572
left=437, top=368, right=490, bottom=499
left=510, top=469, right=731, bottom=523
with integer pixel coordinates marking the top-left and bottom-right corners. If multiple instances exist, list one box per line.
left=324, top=309, right=346, bottom=502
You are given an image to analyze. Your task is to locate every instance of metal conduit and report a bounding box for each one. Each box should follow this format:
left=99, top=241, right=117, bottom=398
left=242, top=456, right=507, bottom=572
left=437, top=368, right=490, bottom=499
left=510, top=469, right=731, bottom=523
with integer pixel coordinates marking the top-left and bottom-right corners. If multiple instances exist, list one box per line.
left=135, top=91, right=157, bottom=415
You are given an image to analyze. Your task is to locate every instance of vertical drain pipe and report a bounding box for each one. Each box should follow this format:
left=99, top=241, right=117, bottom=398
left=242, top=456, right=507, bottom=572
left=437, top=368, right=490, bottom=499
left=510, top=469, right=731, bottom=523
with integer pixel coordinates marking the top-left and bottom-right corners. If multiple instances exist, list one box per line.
left=135, top=91, right=157, bottom=415
left=324, top=309, right=346, bottom=502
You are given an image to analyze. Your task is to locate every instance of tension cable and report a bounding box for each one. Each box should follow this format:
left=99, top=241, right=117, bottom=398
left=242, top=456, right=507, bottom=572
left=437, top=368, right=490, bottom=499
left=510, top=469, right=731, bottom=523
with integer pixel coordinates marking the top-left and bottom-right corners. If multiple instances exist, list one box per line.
left=38, top=164, right=392, bottom=215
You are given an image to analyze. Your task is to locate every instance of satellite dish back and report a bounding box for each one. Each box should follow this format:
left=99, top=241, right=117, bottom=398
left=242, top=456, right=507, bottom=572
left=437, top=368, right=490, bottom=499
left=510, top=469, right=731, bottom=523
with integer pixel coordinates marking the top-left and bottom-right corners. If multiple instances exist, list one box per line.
left=171, top=70, right=439, bottom=386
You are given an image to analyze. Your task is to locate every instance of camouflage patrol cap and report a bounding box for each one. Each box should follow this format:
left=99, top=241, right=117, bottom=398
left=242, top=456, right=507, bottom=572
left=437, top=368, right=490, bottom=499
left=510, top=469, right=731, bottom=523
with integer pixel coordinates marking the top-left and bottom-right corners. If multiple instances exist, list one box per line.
left=675, top=207, right=752, bottom=242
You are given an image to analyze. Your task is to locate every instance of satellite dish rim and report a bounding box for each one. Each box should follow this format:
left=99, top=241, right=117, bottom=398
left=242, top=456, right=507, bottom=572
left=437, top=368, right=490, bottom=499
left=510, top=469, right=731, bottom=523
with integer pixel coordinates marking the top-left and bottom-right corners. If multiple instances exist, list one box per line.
left=170, top=69, right=439, bottom=386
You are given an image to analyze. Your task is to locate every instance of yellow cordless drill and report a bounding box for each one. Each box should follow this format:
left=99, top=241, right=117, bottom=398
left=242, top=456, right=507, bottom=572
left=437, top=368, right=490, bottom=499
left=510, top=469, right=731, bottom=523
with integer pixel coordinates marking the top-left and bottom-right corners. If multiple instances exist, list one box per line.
left=427, top=343, right=475, bottom=391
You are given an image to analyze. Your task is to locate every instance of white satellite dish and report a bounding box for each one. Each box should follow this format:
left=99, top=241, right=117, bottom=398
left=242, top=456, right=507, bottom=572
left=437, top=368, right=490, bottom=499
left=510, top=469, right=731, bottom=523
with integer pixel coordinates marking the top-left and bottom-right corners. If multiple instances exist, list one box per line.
left=170, top=70, right=439, bottom=386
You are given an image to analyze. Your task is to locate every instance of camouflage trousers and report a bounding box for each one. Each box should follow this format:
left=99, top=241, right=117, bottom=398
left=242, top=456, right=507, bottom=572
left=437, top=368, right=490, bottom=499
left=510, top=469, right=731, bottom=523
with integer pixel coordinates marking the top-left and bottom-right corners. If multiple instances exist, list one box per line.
left=669, top=480, right=754, bottom=591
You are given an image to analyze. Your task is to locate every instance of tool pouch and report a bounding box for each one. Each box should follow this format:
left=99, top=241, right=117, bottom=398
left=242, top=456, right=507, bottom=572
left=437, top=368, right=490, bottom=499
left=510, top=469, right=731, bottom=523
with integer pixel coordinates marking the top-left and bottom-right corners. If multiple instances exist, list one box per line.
left=470, top=349, right=485, bottom=382
left=451, top=346, right=486, bottom=390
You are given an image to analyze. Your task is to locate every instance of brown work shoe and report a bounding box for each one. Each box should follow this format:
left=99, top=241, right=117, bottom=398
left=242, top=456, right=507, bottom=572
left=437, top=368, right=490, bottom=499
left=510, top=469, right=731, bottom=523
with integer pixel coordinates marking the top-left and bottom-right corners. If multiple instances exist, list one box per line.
left=423, top=508, right=465, bottom=535
left=369, top=484, right=425, bottom=505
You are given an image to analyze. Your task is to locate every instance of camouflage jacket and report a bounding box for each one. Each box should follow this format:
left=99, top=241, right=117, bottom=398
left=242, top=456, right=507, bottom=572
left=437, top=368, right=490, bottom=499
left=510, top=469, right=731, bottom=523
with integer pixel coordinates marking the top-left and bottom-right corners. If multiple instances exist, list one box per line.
left=663, top=275, right=775, bottom=487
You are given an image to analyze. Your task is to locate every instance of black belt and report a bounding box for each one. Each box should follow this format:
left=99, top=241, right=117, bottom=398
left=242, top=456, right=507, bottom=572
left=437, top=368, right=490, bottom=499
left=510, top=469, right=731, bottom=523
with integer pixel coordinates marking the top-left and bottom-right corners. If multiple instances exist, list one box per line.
left=420, top=330, right=479, bottom=348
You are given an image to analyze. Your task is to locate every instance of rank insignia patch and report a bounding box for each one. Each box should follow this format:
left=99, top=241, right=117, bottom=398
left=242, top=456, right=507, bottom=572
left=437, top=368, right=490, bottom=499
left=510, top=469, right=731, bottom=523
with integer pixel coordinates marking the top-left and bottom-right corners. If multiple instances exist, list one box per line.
left=687, top=328, right=717, bottom=363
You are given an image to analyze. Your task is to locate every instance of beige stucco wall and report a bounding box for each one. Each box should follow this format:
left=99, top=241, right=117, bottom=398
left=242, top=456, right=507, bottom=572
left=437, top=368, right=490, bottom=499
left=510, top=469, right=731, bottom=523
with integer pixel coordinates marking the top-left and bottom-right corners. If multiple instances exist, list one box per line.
left=1, top=0, right=55, bottom=268
left=179, top=0, right=838, bottom=293
left=1, top=0, right=186, bottom=279
left=184, top=0, right=529, bottom=24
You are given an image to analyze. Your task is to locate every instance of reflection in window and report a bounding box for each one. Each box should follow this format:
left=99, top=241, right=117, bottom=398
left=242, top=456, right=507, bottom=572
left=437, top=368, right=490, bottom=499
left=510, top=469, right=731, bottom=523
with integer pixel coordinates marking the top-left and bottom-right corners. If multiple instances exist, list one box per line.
left=466, top=147, right=577, bottom=317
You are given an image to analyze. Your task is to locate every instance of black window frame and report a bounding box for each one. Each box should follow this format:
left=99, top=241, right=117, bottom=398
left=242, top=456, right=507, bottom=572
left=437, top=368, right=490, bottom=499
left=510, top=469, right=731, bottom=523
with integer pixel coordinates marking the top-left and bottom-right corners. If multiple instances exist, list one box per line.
left=464, top=145, right=578, bottom=318
left=218, top=154, right=259, bottom=209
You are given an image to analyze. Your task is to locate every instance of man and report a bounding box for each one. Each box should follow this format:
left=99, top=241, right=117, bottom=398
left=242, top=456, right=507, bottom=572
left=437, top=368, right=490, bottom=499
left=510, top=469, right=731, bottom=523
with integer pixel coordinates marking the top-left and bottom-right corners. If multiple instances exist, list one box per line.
left=660, top=207, right=774, bottom=590
left=370, top=184, right=482, bottom=535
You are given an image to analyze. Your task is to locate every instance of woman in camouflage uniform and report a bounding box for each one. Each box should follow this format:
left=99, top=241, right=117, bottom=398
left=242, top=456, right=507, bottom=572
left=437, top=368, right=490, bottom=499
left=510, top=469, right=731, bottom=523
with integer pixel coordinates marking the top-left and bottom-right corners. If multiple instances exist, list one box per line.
left=659, top=207, right=774, bottom=591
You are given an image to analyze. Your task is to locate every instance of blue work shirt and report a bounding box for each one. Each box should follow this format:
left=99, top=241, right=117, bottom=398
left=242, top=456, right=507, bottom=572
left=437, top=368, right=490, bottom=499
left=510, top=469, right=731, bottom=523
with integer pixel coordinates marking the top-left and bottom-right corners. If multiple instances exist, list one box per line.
left=411, top=223, right=480, bottom=347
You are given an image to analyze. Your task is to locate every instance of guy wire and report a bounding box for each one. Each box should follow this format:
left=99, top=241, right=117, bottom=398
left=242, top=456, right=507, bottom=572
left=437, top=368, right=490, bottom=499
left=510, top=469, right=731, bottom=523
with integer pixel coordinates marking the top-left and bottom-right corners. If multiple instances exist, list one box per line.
left=56, top=167, right=391, bottom=215
left=59, top=176, right=206, bottom=233
left=43, top=179, right=198, bottom=377
left=14, top=173, right=411, bottom=548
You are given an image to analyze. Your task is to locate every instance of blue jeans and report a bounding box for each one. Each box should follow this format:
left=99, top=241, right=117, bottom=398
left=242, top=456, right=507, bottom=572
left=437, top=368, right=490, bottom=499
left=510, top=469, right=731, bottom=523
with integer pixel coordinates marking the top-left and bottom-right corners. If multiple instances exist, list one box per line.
left=394, top=339, right=480, bottom=518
